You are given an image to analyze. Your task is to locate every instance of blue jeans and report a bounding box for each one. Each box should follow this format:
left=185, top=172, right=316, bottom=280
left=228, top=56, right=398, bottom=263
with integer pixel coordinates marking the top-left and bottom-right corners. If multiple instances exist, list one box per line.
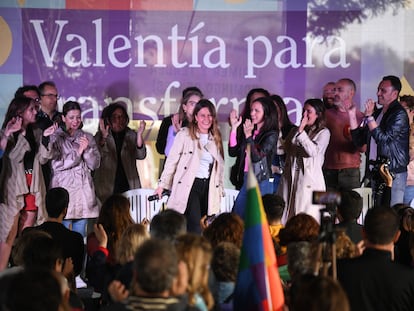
left=272, top=173, right=282, bottom=194
left=404, top=185, right=414, bottom=206
left=62, top=219, right=88, bottom=238
left=233, top=173, right=274, bottom=219
left=390, top=172, right=407, bottom=207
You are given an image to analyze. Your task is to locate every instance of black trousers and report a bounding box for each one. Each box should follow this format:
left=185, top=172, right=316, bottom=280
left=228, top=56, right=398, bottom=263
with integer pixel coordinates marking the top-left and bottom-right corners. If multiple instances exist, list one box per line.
left=184, top=178, right=210, bottom=234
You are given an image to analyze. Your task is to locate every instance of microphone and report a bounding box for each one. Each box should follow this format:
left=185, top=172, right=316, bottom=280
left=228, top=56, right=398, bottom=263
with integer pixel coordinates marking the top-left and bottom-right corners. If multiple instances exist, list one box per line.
left=148, top=190, right=171, bottom=202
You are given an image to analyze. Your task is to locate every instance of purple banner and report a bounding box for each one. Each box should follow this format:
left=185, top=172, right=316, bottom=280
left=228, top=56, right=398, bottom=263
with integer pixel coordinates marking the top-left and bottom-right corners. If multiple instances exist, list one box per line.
left=22, top=9, right=359, bottom=124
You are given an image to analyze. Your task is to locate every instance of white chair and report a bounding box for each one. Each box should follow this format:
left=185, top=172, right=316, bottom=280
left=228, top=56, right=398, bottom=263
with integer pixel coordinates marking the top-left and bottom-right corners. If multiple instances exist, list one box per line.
left=123, top=188, right=168, bottom=223
left=220, top=188, right=239, bottom=213
left=352, top=187, right=373, bottom=225
left=124, top=188, right=239, bottom=222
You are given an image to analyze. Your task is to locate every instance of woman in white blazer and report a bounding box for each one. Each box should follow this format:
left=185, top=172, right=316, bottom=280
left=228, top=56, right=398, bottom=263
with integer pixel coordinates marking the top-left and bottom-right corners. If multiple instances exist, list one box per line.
left=278, top=98, right=331, bottom=224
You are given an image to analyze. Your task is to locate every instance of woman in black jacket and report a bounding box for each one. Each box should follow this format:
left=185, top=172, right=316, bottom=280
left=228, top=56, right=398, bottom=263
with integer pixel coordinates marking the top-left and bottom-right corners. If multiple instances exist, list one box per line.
left=229, top=96, right=278, bottom=218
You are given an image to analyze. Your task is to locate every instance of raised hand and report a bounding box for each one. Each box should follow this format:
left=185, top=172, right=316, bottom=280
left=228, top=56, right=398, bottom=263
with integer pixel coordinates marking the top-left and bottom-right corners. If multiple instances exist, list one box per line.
left=136, top=120, right=146, bottom=147
left=364, top=99, right=375, bottom=116
left=108, top=280, right=129, bottom=302
left=77, top=135, right=89, bottom=155
left=137, top=120, right=146, bottom=135
left=5, top=116, right=23, bottom=136
left=99, top=118, right=110, bottom=139
left=298, top=111, right=309, bottom=133
left=43, top=123, right=58, bottom=137
left=229, top=109, right=242, bottom=131
left=62, top=257, right=74, bottom=277
left=94, top=223, right=108, bottom=248
left=243, top=118, right=254, bottom=138
left=171, top=113, right=182, bottom=134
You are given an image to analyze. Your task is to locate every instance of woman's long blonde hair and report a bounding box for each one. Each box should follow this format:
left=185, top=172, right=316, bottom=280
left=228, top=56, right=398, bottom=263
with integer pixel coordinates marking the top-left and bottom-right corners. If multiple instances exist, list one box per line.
left=175, top=233, right=214, bottom=310
left=116, top=223, right=150, bottom=265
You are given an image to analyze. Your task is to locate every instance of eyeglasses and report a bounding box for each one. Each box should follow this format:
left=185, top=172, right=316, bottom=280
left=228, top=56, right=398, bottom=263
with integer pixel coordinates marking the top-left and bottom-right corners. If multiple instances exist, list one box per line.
left=41, top=93, right=60, bottom=99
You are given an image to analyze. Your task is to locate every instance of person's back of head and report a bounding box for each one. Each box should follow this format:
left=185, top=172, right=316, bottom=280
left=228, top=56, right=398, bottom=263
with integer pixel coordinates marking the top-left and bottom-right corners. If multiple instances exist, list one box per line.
left=46, top=187, right=69, bottom=219
left=364, top=207, right=400, bottom=245
left=98, top=194, right=134, bottom=253
left=12, top=230, right=51, bottom=266
left=335, top=230, right=359, bottom=259
left=211, top=242, right=240, bottom=282
left=290, top=274, right=350, bottom=311
left=202, top=212, right=244, bottom=248
left=22, top=233, right=63, bottom=270
left=134, top=238, right=178, bottom=294
left=286, top=241, right=319, bottom=278
left=117, top=223, right=150, bottom=265
left=262, top=194, right=285, bottom=224
left=279, top=213, right=320, bottom=246
left=5, top=268, right=67, bottom=311
left=338, top=190, right=363, bottom=222
left=150, top=209, right=187, bottom=242
left=175, top=233, right=214, bottom=310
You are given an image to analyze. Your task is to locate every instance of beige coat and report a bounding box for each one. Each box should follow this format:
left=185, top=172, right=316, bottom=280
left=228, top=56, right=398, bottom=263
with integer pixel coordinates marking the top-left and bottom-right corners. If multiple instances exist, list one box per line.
left=158, top=128, right=224, bottom=215
left=41, top=128, right=101, bottom=219
left=0, top=128, right=47, bottom=242
left=94, top=128, right=147, bottom=204
left=278, top=127, right=330, bottom=224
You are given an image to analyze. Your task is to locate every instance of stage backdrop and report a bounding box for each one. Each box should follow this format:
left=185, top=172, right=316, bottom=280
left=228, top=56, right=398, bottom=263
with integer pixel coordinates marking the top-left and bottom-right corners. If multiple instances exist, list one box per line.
left=1, top=0, right=413, bottom=187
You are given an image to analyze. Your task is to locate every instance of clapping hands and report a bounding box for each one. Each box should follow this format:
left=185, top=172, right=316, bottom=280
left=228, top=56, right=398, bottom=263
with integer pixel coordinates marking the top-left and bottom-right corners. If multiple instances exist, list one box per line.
left=43, top=123, right=59, bottom=137
left=243, top=119, right=254, bottom=138
left=77, top=135, right=89, bottom=155
left=5, top=116, right=23, bottom=136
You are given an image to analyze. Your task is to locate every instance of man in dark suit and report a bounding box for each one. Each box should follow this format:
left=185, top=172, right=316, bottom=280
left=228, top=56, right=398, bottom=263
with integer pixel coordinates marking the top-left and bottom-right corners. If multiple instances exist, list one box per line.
left=337, top=207, right=414, bottom=311
left=29, top=187, right=85, bottom=276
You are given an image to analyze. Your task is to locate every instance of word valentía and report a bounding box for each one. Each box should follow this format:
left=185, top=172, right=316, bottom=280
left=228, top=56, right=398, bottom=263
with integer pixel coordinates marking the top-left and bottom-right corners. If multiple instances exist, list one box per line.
left=30, top=18, right=349, bottom=78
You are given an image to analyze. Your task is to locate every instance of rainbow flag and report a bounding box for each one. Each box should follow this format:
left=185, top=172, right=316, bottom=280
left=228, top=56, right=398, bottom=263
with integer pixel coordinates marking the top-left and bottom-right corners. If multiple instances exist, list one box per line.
left=233, top=159, right=285, bottom=311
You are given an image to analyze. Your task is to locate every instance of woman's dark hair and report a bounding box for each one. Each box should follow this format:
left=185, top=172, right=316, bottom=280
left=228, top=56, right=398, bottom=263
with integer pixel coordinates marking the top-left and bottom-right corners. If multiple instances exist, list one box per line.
left=101, top=102, right=130, bottom=126
left=240, top=88, right=270, bottom=121
left=182, top=86, right=203, bottom=98
left=2, top=96, right=33, bottom=129
left=303, top=98, right=326, bottom=139
left=62, top=101, right=81, bottom=116
left=270, top=94, right=295, bottom=138
left=252, top=96, right=279, bottom=136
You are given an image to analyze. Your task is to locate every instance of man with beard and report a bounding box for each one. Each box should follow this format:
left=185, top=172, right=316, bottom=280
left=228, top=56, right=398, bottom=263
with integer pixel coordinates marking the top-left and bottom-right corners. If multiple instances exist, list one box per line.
left=323, top=78, right=366, bottom=191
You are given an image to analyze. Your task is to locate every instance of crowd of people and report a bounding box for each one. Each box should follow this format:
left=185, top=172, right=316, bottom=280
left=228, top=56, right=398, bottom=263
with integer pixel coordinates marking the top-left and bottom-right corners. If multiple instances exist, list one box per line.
left=1, top=75, right=414, bottom=311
